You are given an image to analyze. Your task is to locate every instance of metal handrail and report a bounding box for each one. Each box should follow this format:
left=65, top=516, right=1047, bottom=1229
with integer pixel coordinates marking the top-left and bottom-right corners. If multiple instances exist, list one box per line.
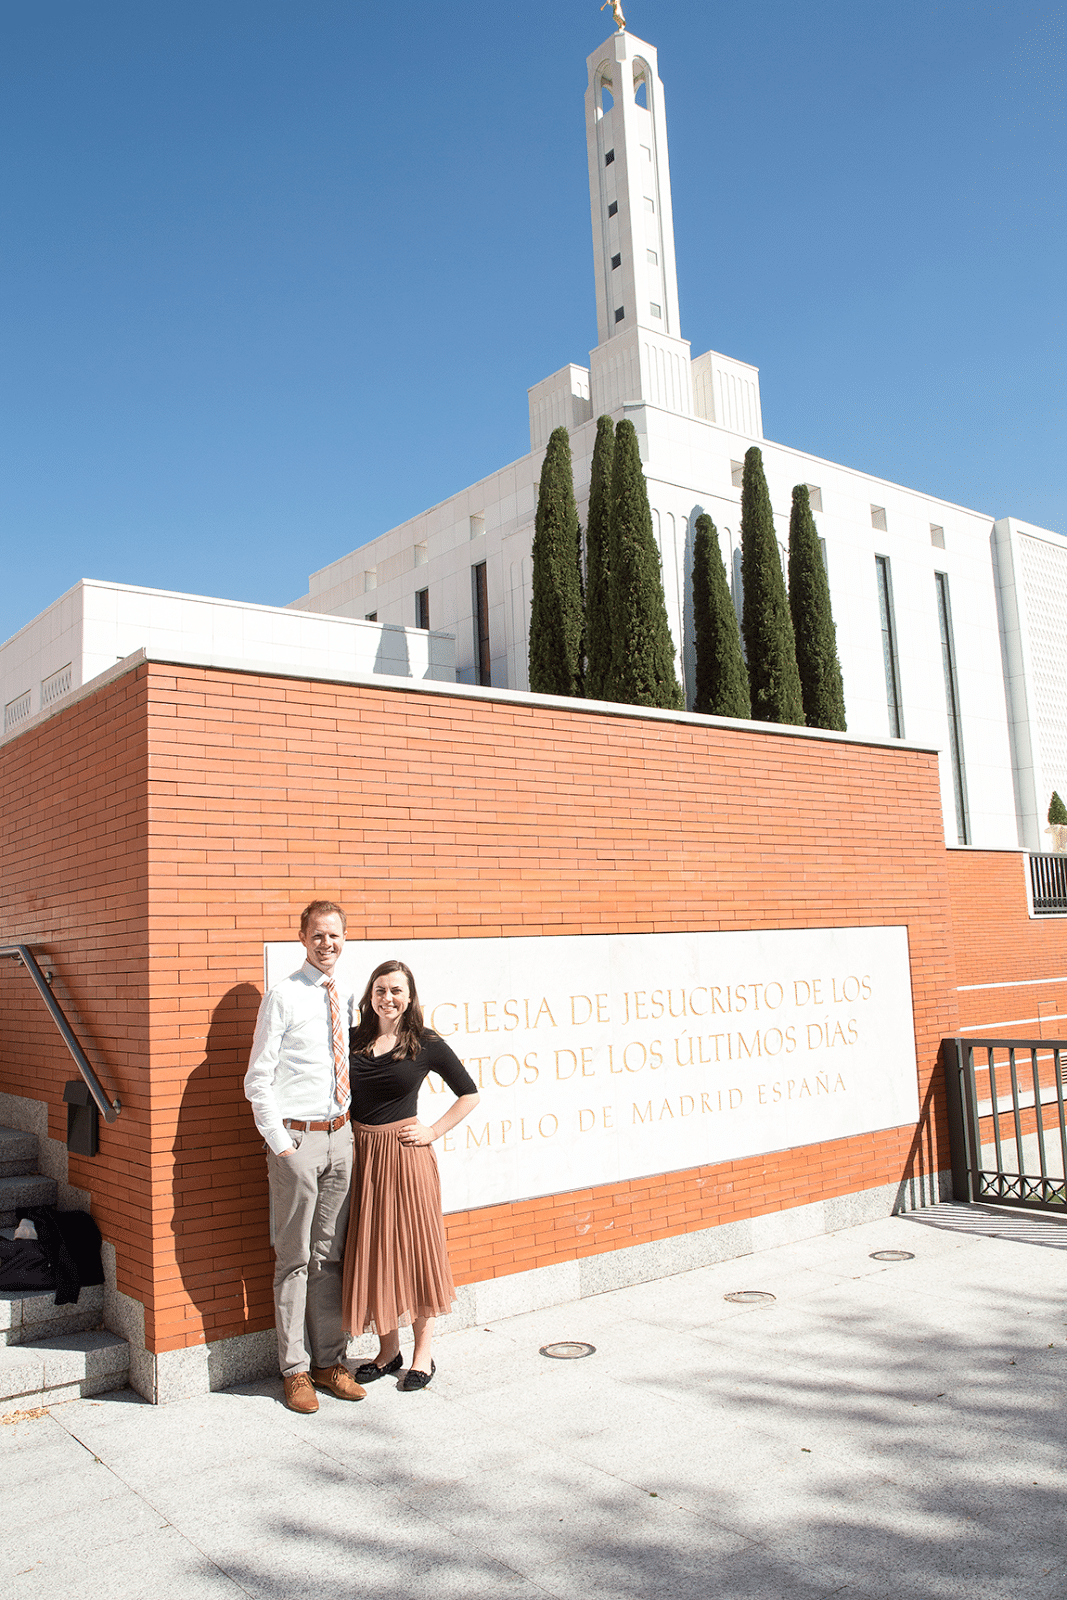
left=0, top=944, right=120, bottom=1123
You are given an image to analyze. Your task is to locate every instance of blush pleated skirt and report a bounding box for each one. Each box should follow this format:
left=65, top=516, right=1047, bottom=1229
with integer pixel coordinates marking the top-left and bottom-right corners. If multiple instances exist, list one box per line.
left=342, top=1118, right=457, bottom=1335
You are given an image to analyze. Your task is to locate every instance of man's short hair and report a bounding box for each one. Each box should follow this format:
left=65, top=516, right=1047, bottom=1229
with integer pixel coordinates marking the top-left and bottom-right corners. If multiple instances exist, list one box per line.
left=300, top=900, right=347, bottom=935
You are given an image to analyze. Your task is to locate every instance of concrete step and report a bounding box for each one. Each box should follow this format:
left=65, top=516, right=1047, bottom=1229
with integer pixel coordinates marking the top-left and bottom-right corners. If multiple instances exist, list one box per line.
left=0, top=1171, right=57, bottom=1229
left=0, top=1283, right=105, bottom=1346
left=0, top=1329, right=129, bottom=1414
left=0, top=1124, right=38, bottom=1179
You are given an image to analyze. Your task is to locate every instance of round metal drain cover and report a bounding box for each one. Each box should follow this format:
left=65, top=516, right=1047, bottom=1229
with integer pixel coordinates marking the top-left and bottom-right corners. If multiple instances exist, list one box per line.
left=723, top=1290, right=776, bottom=1305
left=870, top=1250, right=915, bottom=1262
left=539, top=1341, right=596, bottom=1359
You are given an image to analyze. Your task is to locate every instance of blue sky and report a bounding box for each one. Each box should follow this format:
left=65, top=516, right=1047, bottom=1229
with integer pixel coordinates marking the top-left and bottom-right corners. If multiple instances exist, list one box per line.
left=2, top=0, right=1064, bottom=644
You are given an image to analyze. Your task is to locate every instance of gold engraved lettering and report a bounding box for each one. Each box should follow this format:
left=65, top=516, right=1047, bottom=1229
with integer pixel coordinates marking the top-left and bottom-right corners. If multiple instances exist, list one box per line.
left=492, top=1053, right=521, bottom=1088
left=689, top=986, right=708, bottom=1016
left=596, top=993, right=610, bottom=1023
left=633, top=1101, right=653, bottom=1124
left=430, top=1002, right=459, bottom=1036
left=483, top=1000, right=499, bottom=1032
left=623, top=1040, right=647, bottom=1072
left=570, top=994, right=593, bottom=1025
left=538, top=1113, right=559, bottom=1138
left=555, top=1050, right=578, bottom=1080
left=503, top=998, right=521, bottom=1030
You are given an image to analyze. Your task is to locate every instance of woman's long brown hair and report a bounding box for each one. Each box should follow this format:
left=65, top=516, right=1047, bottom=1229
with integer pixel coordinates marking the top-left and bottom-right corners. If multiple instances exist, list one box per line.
left=350, top=960, right=425, bottom=1060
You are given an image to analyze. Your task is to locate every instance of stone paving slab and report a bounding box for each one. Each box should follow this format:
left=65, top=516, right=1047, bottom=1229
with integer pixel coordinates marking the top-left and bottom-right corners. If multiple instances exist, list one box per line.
left=3, top=1206, right=1066, bottom=1599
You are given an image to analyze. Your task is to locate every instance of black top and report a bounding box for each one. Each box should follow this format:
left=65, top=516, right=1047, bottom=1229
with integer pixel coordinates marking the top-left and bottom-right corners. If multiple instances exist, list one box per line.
left=349, top=1032, right=478, bottom=1126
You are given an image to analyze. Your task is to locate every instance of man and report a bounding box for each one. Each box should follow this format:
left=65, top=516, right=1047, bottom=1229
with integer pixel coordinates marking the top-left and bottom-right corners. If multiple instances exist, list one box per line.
left=244, top=900, right=364, bottom=1413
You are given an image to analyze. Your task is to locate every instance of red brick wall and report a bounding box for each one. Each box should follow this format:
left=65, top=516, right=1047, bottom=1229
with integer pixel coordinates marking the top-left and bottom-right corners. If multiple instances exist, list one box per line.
left=1, top=662, right=961, bottom=1355
left=947, top=851, right=1067, bottom=1036
left=0, top=670, right=155, bottom=1322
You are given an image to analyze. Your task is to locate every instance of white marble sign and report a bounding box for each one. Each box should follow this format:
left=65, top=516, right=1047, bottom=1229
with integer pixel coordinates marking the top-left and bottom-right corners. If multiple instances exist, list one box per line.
left=265, top=926, right=919, bottom=1214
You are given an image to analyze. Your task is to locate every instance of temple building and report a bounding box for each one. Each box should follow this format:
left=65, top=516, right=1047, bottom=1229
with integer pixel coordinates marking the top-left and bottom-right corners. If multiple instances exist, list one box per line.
left=282, top=29, right=1066, bottom=854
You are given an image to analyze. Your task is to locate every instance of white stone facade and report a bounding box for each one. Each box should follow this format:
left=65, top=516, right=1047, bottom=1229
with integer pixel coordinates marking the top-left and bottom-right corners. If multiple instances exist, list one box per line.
left=0, top=579, right=455, bottom=742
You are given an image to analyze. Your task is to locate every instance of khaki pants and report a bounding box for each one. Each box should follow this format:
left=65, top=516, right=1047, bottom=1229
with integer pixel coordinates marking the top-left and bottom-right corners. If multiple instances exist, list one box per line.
left=266, top=1123, right=354, bottom=1377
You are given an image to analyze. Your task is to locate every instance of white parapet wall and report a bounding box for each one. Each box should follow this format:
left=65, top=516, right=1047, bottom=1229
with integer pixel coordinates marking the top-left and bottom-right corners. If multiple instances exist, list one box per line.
left=1, top=579, right=456, bottom=738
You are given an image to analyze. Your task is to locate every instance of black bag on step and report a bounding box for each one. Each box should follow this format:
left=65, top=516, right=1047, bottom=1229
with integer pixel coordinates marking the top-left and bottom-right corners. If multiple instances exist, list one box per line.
left=17, top=1207, right=104, bottom=1305
left=0, top=1235, right=55, bottom=1292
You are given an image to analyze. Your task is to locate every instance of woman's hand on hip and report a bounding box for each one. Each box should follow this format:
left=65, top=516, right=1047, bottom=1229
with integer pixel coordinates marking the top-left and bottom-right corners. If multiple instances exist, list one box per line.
left=399, top=1120, right=435, bottom=1147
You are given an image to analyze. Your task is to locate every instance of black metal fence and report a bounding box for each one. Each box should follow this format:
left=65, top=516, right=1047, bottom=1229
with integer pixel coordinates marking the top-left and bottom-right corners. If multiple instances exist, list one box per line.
left=1029, top=851, right=1067, bottom=914
left=942, top=1036, right=1067, bottom=1212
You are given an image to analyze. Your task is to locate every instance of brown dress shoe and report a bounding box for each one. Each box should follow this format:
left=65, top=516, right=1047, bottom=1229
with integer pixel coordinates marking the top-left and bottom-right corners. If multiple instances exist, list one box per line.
left=283, top=1372, right=319, bottom=1413
left=310, top=1363, right=366, bottom=1401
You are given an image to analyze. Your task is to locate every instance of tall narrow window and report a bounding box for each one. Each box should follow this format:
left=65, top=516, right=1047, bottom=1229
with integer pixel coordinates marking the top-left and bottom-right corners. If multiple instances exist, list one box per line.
left=472, top=563, right=490, bottom=686
left=935, top=572, right=969, bottom=843
left=875, top=555, right=904, bottom=738
left=415, top=588, right=430, bottom=630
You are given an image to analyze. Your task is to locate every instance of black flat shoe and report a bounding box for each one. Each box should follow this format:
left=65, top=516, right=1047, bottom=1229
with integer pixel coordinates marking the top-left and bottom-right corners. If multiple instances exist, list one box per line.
left=401, top=1359, right=435, bottom=1392
left=353, top=1352, right=403, bottom=1382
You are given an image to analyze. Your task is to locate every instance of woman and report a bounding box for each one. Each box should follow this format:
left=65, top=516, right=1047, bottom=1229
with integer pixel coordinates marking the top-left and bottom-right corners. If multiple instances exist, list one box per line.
left=342, top=959, right=479, bottom=1390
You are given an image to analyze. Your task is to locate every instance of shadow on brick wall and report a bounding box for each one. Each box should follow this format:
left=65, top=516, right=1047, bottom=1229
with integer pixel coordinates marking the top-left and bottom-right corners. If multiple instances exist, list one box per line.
left=171, top=982, right=274, bottom=1348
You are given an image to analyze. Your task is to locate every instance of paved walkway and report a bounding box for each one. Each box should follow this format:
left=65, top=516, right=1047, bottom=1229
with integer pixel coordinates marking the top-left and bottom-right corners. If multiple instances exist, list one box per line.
left=5, top=1205, right=1066, bottom=1599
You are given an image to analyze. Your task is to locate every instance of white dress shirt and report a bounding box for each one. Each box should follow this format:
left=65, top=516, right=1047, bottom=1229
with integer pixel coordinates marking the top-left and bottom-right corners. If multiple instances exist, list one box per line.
left=244, top=960, right=355, bottom=1154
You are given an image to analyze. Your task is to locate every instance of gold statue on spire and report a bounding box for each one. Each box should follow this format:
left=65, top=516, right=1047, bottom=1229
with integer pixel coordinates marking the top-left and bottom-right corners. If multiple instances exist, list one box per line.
left=601, top=0, right=626, bottom=31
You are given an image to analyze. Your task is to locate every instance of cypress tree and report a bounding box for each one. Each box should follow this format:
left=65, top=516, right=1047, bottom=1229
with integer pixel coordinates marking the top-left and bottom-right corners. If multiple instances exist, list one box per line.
left=740, top=445, right=805, bottom=725
left=584, top=414, right=615, bottom=701
left=606, top=420, right=684, bottom=710
left=692, top=513, right=751, bottom=718
left=787, top=484, right=847, bottom=730
left=1050, top=791, right=1067, bottom=825
left=528, top=426, right=584, bottom=697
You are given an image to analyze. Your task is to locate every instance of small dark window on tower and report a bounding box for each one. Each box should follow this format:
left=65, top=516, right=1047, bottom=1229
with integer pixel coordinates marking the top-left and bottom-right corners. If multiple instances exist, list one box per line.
left=611, top=253, right=621, bottom=269
left=365, top=612, right=377, bottom=623
left=614, top=306, right=625, bottom=323
left=730, top=460, right=744, bottom=489
left=415, top=589, right=430, bottom=630
left=604, top=149, right=615, bottom=165
left=871, top=505, right=888, bottom=532
left=472, top=563, right=490, bottom=686
left=608, top=201, right=618, bottom=217
left=930, top=524, right=945, bottom=548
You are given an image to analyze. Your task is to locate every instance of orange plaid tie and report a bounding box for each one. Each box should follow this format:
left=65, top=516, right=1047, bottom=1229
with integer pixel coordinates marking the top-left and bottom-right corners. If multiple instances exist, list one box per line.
left=324, top=979, right=349, bottom=1108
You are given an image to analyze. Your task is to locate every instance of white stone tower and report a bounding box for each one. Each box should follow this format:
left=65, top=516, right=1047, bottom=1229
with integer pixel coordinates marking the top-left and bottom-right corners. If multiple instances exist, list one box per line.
left=527, top=25, right=762, bottom=451
left=585, top=29, right=692, bottom=418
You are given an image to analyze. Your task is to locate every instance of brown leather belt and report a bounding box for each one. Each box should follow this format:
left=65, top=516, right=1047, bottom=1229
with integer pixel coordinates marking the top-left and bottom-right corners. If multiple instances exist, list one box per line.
left=283, top=1112, right=350, bottom=1133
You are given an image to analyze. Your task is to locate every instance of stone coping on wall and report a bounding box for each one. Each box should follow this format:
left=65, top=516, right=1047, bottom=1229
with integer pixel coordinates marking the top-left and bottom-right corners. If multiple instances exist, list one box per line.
left=1, top=643, right=942, bottom=758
